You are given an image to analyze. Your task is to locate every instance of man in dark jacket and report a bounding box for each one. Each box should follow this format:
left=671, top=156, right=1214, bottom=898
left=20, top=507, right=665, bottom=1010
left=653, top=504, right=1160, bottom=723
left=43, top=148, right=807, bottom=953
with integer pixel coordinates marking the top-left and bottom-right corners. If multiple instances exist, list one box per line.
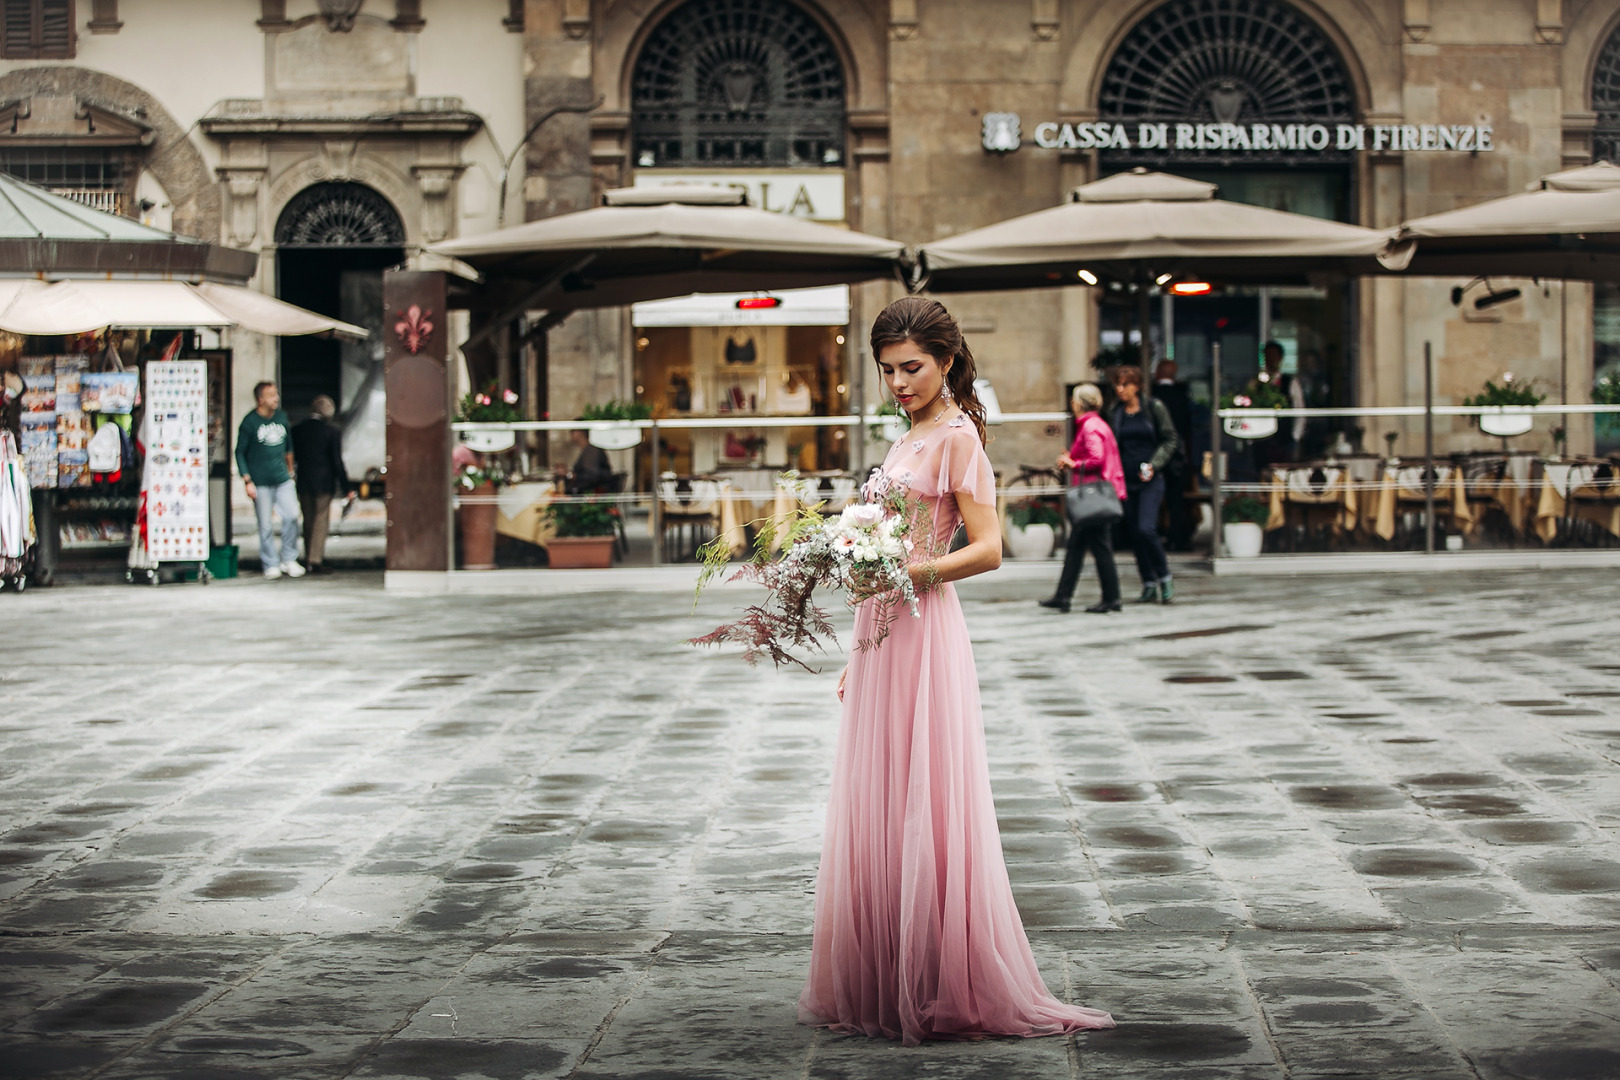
left=291, top=395, right=350, bottom=574
left=563, top=429, right=614, bottom=495
left=1152, top=359, right=1195, bottom=551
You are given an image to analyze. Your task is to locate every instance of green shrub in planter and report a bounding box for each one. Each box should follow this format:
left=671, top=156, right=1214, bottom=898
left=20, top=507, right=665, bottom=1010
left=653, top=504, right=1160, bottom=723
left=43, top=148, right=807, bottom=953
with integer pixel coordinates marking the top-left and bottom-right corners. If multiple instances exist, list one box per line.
left=1009, top=500, right=1064, bottom=530
left=546, top=498, right=619, bottom=537
left=1222, top=495, right=1269, bottom=526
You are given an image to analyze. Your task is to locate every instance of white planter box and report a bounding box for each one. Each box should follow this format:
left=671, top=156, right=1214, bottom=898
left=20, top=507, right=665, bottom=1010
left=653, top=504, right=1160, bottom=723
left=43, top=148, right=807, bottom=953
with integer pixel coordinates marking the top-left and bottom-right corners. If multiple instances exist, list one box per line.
left=461, top=430, right=516, bottom=453
left=1479, top=411, right=1533, bottom=437
left=1224, top=414, right=1278, bottom=440
left=588, top=427, right=643, bottom=451
left=1006, top=522, right=1055, bottom=560
left=1224, top=521, right=1264, bottom=558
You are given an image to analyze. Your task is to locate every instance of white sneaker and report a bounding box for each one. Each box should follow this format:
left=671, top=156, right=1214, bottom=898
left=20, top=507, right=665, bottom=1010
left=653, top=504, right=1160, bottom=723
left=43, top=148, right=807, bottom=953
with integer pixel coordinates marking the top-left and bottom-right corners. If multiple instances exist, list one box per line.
left=263, top=564, right=283, bottom=580
left=281, top=561, right=306, bottom=579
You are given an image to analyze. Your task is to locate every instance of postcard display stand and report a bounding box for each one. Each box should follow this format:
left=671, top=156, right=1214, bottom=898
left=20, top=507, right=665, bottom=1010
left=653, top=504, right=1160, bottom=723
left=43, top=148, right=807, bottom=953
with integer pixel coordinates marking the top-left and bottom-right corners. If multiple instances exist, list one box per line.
left=138, top=361, right=210, bottom=581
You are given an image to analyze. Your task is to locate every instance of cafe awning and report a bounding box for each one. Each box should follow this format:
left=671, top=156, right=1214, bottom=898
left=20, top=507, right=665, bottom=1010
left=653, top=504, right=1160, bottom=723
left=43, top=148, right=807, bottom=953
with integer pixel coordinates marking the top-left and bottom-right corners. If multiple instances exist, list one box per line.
left=0, top=279, right=368, bottom=339
left=429, top=184, right=906, bottom=313
left=1393, top=161, right=1620, bottom=281
left=915, top=168, right=1400, bottom=291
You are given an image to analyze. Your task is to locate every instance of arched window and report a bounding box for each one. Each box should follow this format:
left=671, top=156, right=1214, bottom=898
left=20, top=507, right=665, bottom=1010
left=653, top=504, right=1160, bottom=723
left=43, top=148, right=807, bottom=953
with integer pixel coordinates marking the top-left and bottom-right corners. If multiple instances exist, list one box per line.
left=1098, top=0, right=1356, bottom=165
left=1593, top=24, right=1620, bottom=164
left=631, top=0, right=845, bottom=169
left=275, top=181, right=405, bottom=247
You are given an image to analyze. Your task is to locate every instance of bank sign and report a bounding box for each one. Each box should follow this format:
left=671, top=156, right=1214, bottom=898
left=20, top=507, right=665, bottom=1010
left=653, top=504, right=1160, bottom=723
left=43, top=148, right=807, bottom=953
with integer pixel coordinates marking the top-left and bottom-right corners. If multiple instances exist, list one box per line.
left=981, top=113, right=1495, bottom=154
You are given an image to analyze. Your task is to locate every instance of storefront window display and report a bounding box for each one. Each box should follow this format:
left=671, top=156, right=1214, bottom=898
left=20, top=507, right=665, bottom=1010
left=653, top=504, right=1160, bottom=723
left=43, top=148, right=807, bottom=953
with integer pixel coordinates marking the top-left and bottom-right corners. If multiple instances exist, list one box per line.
left=631, top=286, right=849, bottom=481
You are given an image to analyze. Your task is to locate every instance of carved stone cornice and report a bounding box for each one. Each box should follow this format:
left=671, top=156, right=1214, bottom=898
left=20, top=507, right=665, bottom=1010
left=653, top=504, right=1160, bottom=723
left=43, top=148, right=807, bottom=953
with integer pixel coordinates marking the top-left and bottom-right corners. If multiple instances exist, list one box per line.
left=200, top=104, right=482, bottom=139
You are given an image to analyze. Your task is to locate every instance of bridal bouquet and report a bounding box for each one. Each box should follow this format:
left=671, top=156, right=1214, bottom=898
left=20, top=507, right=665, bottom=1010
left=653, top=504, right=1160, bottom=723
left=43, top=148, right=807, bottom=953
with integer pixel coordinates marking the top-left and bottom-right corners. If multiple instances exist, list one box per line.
left=688, top=473, right=927, bottom=670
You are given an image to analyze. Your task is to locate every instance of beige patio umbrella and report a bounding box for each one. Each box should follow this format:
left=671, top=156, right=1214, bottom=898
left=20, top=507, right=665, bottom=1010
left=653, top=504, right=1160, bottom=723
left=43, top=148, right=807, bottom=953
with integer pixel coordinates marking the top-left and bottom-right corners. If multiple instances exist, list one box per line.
left=0, top=278, right=367, bottom=339
left=915, top=168, right=1400, bottom=293
left=1393, top=161, right=1620, bottom=280
left=430, top=184, right=907, bottom=314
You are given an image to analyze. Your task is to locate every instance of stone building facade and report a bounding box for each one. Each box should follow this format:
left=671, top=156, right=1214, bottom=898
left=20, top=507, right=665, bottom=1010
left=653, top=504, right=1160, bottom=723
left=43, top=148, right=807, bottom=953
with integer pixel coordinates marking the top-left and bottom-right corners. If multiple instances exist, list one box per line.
left=524, top=0, right=1620, bottom=466
left=2, top=0, right=1619, bottom=483
left=0, top=0, right=525, bottom=479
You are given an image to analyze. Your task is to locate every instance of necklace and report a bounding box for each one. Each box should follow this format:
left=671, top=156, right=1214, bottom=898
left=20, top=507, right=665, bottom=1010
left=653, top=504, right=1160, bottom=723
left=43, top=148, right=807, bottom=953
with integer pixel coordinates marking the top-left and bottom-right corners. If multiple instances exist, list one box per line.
left=907, top=392, right=953, bottom=452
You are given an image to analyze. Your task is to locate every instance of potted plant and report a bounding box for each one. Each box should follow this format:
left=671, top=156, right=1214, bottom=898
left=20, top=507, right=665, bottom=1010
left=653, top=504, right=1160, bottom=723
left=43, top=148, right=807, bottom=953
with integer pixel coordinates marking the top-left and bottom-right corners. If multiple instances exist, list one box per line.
left=458, top=382, right=522, bottom=452
left=1220, top=378, right=1288, bottom=440
left=581, top=399, right=651, bottom=450
left=544, top=497, right=619, bottom=569
left=1006, top=499, right=1063, bottom=559
left=1463, top=372, right=1543, bottom=438
left=1221, top=495, right=1269, bottom=558
left=454, top=462, right=512, bottom=570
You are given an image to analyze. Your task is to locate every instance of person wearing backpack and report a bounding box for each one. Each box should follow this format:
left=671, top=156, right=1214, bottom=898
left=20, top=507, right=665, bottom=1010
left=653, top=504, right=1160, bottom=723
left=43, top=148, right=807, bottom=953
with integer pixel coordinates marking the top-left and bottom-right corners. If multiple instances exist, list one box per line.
left=1109, top=367, right=1180, bottom=604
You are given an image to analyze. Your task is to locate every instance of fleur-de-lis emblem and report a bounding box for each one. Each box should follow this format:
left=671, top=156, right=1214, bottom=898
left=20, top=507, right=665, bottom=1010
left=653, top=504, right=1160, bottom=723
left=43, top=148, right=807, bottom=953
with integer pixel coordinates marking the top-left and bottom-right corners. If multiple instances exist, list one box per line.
left=395, top=305, right=434, bottom=354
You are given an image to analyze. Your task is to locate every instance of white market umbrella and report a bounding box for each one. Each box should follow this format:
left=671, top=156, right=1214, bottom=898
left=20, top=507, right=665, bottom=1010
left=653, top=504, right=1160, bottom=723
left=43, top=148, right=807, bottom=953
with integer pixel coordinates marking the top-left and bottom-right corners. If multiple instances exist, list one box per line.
left=916, top=168, right=1400, bottom=292
left=429, top=184, right=906, bottom=312
left=1394, top=161, right=1620, bottom=280
left=0, top=279, right=367, bottom=339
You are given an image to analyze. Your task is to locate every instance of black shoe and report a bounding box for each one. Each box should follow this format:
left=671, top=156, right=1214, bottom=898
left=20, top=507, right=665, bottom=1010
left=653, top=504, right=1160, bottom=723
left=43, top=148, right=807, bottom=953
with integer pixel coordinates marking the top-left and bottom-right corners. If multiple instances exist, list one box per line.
left=1084, top=600, right=1122, bottom=614
left=1134, top=584, right=1160, bottom=604
left=1038, top=597, right=1071, bottom=613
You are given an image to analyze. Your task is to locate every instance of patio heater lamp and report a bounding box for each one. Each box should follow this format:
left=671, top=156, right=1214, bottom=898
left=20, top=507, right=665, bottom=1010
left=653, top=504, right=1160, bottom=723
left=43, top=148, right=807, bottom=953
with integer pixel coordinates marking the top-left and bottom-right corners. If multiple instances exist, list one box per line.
left=1451, top=277, right=1522, bottom=310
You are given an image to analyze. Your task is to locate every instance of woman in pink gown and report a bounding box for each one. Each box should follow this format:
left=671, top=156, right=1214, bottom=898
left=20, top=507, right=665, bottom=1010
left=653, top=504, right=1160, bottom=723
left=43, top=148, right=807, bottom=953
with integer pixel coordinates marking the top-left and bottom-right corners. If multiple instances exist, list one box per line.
left=799, top=298, right=1115, bottom=1046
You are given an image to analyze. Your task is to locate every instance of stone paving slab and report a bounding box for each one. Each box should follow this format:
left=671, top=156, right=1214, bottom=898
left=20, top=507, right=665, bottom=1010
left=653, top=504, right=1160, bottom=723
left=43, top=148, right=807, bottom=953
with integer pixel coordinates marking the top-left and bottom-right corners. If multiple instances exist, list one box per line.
left=2, top=568, right=1620, bottom=1078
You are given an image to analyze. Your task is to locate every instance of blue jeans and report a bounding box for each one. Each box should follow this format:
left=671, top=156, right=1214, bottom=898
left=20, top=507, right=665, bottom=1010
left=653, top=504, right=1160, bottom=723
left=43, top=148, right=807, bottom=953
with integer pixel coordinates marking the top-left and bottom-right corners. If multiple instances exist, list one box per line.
left=1123, top=474, right=1170, bottom=585
left=254, top=480, right=300, bottom=569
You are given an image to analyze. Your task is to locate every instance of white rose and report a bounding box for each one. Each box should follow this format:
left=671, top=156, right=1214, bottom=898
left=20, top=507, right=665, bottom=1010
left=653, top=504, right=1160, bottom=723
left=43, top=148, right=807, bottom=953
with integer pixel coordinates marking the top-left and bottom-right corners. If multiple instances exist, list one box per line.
left=841, top=503, right=884, bottom=529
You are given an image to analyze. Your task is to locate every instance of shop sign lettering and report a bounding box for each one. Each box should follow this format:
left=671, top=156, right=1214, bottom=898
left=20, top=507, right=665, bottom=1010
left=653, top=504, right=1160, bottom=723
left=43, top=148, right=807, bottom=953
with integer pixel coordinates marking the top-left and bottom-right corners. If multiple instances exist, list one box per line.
left=994, top=119, right=1494, bottom=154
left=632, top=171, right=846, bottom=220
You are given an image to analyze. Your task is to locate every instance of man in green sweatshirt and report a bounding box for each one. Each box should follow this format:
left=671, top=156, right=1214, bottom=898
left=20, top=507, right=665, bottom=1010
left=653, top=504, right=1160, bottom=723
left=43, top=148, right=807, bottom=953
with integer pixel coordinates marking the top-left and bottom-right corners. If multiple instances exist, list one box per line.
left=235, top=380, right=305, bottom=580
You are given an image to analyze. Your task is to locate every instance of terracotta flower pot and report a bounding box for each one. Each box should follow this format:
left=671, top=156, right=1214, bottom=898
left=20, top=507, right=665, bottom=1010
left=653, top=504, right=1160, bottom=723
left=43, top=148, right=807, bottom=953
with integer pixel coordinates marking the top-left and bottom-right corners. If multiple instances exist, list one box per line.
left=547, top=535, right=615, bottom=569
left=459, top=481, right=498, bottom=570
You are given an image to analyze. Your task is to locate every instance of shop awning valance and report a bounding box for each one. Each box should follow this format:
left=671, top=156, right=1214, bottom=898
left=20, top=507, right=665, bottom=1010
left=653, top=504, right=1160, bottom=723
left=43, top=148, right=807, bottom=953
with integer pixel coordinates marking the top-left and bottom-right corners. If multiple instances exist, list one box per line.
left=0, top=279, right=367, bottom=339
left=429, top=184, right=905, bottom=312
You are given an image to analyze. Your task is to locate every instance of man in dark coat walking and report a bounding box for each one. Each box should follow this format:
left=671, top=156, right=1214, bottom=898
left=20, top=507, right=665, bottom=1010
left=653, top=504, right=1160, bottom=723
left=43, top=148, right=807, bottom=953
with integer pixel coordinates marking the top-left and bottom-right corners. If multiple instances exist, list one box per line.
left=291, top=395, right=350, bottom=574
left=1152, top=359, right=1195, bottom=551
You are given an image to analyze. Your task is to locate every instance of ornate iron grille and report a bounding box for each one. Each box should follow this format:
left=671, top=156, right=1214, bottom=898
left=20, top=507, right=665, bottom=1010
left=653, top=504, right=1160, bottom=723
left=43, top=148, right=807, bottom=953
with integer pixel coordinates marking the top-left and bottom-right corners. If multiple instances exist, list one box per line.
left=1593, top=24, right=1620, bottom=164
left=1098, top=0, right=1357, bottom=165
left=631, top=0, right=845, bottom=169
left=274, top=182, right=404, bottom=247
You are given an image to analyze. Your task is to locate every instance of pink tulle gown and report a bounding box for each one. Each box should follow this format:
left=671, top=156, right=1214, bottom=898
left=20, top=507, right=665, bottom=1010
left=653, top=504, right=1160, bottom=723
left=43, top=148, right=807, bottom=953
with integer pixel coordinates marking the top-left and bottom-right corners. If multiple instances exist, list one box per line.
left=798, top=419, right=1115, bottom=1046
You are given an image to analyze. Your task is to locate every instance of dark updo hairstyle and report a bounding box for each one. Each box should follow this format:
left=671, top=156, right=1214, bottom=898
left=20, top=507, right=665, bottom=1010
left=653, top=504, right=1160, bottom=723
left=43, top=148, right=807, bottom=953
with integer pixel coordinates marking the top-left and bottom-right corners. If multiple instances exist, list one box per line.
left=869, top=296, right=988, bottom=444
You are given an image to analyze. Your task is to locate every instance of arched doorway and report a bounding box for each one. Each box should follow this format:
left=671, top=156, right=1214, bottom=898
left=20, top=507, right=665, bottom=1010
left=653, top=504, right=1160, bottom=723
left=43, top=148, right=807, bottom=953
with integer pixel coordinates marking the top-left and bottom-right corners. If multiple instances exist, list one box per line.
left=1096, top=0, right=1360, bottom=458
left=274, top=181, right=406, bottom=482
left=1591, top=24, right=1620, bottom=453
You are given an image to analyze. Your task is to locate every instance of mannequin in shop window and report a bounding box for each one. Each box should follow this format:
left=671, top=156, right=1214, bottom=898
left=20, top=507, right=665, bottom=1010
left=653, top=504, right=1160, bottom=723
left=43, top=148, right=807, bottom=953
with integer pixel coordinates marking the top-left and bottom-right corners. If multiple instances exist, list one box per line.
left=724, top=331, right=757, bottom=366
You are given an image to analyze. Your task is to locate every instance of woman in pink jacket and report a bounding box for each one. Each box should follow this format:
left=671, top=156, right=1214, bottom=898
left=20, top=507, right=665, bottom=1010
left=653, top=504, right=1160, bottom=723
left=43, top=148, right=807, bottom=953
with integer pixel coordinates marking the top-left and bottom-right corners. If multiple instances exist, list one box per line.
left=1040, top=383, right=1124, bottom=613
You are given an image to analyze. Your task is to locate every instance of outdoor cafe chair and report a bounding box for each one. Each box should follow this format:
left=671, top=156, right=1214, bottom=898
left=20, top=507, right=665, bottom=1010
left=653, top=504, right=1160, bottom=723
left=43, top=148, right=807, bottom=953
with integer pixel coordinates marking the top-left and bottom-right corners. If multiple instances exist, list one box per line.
left=659, top=476, right=722, bottom=560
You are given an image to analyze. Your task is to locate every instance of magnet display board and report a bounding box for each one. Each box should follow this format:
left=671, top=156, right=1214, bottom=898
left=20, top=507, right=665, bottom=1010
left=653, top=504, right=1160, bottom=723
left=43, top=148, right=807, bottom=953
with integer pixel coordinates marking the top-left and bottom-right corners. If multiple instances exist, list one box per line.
left=144, top=361, right=209, bottom=562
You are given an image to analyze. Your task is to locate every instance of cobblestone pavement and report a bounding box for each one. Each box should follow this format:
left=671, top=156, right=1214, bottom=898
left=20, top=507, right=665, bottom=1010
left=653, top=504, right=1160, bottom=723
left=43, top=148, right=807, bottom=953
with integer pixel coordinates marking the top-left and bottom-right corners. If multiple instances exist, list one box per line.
left=3, top=568, right=1620, bottom=1080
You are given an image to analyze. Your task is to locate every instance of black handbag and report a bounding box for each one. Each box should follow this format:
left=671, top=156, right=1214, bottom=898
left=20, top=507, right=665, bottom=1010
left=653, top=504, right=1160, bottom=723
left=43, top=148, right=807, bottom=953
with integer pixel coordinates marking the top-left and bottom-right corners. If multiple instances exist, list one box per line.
left=1065, top=478, right=1123, bottom=529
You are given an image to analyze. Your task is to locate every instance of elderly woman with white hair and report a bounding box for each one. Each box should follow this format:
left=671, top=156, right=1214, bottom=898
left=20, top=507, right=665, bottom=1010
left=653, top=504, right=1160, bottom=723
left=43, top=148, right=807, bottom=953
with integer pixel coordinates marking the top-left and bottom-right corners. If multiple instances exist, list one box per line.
left=1039, top=383, right=1125, bottom=614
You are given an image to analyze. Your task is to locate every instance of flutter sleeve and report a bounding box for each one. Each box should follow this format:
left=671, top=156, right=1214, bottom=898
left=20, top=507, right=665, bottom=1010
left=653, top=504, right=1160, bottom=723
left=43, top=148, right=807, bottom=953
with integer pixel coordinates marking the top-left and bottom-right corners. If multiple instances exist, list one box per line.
left=934, top=424, right=996, bottom=506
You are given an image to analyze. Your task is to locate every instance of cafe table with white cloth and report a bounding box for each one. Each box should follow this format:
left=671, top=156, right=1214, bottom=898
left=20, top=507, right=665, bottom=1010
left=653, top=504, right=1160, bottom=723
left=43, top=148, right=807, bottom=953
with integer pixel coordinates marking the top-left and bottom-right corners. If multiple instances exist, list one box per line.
left=1264, top=463, right=1359, bottom=535
left=1532, top=460, right=1620, bottom=542
left=714, top=470, right=855, bottom=556
left=1371, top=463, right=1473, bottom=541
left=493, top=480, right=561, bottom=547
